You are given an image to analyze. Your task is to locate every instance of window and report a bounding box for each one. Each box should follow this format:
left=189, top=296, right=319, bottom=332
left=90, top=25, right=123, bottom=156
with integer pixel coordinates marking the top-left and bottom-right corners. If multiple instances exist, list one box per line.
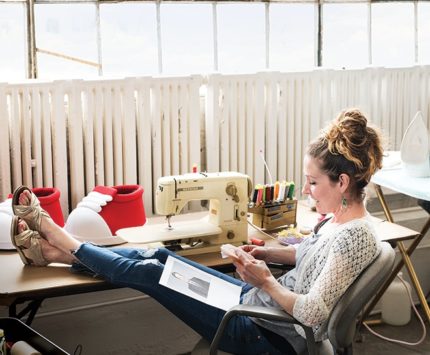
left=35, top=3, right=99, bottom=79
left=418, top=2, right=430, bottom=64
left=100, top=3, right=158, bottom=77
left=372, top=2, right=415, bottom=67
left=323, top=3, right=368, bottom=69
left=0, top=3, right=26, bottom=80
left=161, top=3, right=213, bottom=76
left=217, top=3, right=265, bottom=74
left=270, top=3, right=315, bottom=71
left=3, top=1, right=430, bottom=79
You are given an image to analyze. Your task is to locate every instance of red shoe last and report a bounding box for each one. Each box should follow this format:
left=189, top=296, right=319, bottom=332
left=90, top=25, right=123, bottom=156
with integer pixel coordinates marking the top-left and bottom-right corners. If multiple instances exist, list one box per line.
left=32, top=187, right=65, bottom=227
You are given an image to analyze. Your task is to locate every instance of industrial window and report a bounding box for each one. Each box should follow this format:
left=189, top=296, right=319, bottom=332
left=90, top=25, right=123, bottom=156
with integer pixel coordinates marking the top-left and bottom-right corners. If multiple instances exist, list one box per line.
left=100, top=3, right=158, bottom=76
left=35, top=3, right=99, bottom=79
left=1, top=1, right=428, bottom=79
left=0, top=3, right=26, bottom=80
left=372, top=2, right=415, bottom=67
left=217, top=3, right=266, bottom=74
left=323, top=3, right=368, bottom=69
left=269, top=3, right=314, bottom=71
left=161, top=3, right=213, bottom=75
left=417, top=2, right=430, bottom=64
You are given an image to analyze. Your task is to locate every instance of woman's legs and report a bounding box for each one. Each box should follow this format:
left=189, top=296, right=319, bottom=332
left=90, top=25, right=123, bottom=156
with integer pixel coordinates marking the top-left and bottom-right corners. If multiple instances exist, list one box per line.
left=72, top=243, right=288, bottom=354
left=15, top=189, right=293, bottom=354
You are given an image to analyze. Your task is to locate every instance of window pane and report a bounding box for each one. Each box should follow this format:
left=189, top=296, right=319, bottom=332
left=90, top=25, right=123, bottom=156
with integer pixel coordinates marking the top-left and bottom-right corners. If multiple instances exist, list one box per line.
left=372, top=2, right=415, bottom=67
left=0, top=4, right=26, bottom=80
left=100, top=3, right=158, bottom=77
left=218, top=3, right=265, bottom=74
left=323, top=3, right=368, bottom=69
left=418, top=3, right=430, bottom=64
left=161, top=3, right=213, bottom=76
left=35, top=4, right=98, bottom=79
left=270, top=4, right=314, bottom=71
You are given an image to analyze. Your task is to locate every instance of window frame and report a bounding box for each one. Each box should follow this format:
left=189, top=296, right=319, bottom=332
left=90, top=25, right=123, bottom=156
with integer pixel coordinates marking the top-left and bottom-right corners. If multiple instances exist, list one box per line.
left=4, top=0, right=426, bottom=78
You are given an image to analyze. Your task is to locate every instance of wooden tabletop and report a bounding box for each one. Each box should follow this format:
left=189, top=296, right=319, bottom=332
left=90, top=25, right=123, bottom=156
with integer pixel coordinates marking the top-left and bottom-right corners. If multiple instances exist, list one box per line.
left=0, top=201, right=419, bottom=306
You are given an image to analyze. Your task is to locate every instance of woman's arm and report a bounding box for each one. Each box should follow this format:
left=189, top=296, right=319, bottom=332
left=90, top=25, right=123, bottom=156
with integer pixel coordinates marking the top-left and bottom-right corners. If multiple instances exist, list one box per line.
left=240, top=245, right=297, bottom=265
left=233, top=253, right=298, bottom=315
left=291, top=225, right=379, bottom=327
left=236, top=224, right=378, bottom=323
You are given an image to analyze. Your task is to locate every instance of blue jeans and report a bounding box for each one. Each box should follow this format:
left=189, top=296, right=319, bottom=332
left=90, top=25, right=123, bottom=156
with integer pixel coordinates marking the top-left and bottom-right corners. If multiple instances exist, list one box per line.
left=71, top=243, right=295, bottom=354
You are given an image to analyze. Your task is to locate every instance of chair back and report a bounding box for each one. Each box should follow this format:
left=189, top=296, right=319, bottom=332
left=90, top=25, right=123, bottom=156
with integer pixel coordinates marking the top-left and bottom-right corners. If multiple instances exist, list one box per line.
left=327, top=241, right=395, bottom=350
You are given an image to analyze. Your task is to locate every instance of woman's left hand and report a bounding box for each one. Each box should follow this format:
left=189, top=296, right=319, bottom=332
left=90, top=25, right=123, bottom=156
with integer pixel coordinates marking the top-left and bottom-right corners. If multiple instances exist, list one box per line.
left=233, top=252, right=275, bottom=288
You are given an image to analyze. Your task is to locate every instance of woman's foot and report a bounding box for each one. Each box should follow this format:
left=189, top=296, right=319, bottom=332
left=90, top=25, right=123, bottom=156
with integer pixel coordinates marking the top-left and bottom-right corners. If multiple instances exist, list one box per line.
left=15, top=219, right=75, bottom=265
left=11, top=217, right=49, bottom=266
left=12, top=186, right=51, bottom=232
left=39, top=238, right=76, bottom=264
left=15, top=188, right=82, bottom=255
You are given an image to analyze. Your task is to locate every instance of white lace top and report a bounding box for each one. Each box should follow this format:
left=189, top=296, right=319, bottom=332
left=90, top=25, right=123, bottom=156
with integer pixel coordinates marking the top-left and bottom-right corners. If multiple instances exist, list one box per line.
left=242, top=217, right=380, bottom=350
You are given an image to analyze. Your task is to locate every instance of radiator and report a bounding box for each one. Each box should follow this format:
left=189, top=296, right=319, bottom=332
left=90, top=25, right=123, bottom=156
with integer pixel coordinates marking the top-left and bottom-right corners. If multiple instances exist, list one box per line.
left=0, top=76, right=202, bottom=216
left=206, top=67, right=430, bottom=194
left=1, top=67, right=429, bottom=217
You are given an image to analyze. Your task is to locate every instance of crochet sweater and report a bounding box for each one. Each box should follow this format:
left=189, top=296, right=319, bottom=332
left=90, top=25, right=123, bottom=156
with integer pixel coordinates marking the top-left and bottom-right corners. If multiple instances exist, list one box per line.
left=242, top=217, right=380, bottom=347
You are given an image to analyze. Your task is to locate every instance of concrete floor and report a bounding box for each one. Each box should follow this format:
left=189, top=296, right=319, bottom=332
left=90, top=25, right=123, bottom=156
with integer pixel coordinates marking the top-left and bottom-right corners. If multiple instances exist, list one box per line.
left=353, top=307, right=430, bottom=355
left=21, top=294, right=430, bottom=355
left=3, top=291, right=428, bottom=355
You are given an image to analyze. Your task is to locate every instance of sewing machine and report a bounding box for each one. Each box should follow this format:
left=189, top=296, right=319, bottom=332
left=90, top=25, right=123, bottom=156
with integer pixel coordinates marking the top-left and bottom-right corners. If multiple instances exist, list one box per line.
left=117, top=172, right=252, bottom=255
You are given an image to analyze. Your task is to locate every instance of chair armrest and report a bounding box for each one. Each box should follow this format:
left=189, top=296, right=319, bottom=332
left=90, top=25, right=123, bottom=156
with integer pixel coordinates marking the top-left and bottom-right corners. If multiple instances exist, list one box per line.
left=210, top=304, right=317, bottom=355
left=267, top=263, right=295, bottom=271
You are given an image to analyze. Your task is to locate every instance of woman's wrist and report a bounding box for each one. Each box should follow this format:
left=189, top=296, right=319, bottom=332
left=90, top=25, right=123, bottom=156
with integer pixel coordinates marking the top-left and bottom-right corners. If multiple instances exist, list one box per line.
left=261, top=274, right=280, bottom=293
left=263, top=246, right=273, bottom=263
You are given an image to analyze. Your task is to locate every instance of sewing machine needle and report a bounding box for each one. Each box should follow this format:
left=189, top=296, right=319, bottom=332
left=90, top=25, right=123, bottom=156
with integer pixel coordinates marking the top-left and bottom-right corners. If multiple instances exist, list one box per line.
left=166, top=215, right=173, bottom=230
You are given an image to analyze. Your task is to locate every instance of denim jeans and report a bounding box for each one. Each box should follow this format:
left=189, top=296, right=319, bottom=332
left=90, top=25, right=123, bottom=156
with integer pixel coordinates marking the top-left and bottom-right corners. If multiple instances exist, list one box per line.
left=72, top=243, right=295, bottom=355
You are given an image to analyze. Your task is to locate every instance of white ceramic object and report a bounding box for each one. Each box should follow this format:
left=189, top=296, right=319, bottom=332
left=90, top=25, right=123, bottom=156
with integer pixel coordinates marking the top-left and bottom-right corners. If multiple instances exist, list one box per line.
left=400, top=111, right=430, bottom=177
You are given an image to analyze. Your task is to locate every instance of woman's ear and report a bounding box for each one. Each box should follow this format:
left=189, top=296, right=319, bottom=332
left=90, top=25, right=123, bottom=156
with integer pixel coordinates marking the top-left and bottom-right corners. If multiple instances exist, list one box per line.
left=338, top=173, right=350, bottom=193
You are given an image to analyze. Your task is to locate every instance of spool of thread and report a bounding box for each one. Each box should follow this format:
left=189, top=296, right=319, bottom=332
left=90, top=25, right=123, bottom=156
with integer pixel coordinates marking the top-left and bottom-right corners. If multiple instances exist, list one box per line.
left=10, top=341, right=41, bottom=355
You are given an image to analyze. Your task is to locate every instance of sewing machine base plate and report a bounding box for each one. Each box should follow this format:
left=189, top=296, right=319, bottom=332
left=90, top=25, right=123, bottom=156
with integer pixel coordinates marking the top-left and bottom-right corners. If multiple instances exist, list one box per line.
left=117, top=219, right=222, bottom=244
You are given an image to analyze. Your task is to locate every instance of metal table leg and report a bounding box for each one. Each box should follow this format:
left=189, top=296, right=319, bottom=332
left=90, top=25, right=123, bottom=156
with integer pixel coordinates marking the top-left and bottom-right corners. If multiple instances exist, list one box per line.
left=9, top=299, right=44, bottom=325
left=361, top=185, right=430, bottom=323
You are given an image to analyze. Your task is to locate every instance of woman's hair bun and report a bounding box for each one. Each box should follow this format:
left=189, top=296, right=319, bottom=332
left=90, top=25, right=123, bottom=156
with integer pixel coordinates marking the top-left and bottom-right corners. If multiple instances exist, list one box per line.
left=324, top=108, right=383, bottom=184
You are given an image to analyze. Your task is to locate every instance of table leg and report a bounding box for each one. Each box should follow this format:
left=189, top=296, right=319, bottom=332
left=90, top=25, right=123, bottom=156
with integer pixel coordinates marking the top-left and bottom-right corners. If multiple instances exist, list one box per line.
left=9, top=299, right=43, bottom=325
left=398, top=242, right=430, bottom=322
left=374, top=185, right=394, bottom=223
left=362, top=184, right=430, bottom=323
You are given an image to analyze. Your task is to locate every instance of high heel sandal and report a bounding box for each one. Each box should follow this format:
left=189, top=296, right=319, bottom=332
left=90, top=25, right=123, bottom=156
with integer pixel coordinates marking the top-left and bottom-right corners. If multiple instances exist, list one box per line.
left=10, top=216, right=49, bottom=266
left=12, top=186, right=52, bottom=233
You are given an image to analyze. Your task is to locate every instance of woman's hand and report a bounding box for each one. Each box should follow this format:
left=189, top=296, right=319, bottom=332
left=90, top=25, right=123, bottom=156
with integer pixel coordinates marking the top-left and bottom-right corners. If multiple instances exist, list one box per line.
left=233, top=252, right=276, bottom=289
left=239, top=245, right=270, bottom=262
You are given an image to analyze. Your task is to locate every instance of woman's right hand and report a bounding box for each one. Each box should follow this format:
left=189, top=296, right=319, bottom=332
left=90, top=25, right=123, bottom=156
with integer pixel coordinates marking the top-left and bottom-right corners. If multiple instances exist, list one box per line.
left=239, top=245, right=270, bottom=262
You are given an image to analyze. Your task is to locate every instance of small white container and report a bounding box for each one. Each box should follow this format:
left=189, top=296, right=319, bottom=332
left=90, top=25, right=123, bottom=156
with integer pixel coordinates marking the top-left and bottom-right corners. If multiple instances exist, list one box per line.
left=381, top=272, right=411, bottom=326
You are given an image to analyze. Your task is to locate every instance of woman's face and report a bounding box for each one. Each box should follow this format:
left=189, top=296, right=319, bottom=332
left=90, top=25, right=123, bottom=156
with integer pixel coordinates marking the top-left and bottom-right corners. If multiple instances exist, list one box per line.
left=302, top=155, right=342, bottom=215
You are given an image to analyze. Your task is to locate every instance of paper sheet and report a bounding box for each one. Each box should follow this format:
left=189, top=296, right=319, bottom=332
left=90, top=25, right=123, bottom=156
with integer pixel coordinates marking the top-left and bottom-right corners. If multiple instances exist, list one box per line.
left=159, top=255, right=242, bottom=311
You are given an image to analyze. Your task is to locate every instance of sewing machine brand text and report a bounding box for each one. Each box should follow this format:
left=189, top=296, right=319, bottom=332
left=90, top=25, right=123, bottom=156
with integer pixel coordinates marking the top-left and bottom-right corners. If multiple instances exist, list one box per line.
left=177, top=186, right=204, bottom=192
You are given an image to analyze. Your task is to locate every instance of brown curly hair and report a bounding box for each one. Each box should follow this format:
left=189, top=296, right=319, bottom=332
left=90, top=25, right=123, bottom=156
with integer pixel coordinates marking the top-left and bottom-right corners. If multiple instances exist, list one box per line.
left=307, top=108, right=383, bottom=201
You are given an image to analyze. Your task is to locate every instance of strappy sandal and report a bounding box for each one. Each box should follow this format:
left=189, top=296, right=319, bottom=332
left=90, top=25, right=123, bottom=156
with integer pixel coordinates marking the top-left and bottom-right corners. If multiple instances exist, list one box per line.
left=10, top=216, right=49, bottom=266
left=12, top=186, right=51, bottom=233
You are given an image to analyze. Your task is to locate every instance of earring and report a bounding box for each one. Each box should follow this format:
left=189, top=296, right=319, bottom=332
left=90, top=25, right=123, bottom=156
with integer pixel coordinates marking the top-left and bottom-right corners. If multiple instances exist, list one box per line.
left=341, top=195, right=348, bottom=210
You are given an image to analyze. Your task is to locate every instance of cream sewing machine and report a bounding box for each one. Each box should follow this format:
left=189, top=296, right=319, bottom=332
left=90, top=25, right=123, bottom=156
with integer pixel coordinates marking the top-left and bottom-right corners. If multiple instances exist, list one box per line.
left=117, top=172, right=252, bottom=255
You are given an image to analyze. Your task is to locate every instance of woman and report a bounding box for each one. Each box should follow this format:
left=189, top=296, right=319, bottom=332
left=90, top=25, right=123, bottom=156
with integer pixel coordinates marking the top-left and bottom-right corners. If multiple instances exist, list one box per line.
left=10, top=108, right=383, bottom=354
